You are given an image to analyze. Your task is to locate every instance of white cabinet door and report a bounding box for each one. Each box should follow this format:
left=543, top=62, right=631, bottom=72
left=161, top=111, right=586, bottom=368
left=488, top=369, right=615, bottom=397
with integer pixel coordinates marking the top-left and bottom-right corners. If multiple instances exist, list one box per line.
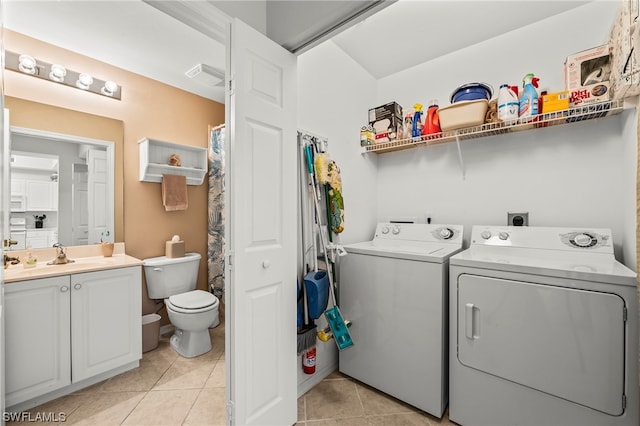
left=10, top=178, right=25, bottom=196
left=4, top=276, right=71, bottom=407
left=26, top=180, right=57, bottom=211
left=70, top=267, right=142, bottom=382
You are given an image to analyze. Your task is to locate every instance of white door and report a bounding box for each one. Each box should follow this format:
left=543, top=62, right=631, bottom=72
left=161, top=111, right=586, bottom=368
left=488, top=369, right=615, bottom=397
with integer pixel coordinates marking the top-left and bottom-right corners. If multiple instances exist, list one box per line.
left=2, top=107, right=9, bottom=416
left=87, top=149, right=108, bottom=243
left=225, top=18, right=297, bottom=426
left=72, top=164, right=89, bottom=245
left=457, top=274, right=626, bottom=415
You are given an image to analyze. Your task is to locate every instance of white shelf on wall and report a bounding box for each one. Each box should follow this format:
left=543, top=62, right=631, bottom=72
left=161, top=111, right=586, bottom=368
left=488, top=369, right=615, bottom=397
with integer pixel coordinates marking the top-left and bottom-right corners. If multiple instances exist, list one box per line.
left=138, top=138, right=207, bottom=185
left=362, top=99, right=631, bottom=154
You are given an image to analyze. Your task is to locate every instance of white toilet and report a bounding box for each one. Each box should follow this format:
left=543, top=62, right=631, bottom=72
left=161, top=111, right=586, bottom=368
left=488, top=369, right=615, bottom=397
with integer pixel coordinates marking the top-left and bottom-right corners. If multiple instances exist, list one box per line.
left=143, top=252, right=220, bottom=358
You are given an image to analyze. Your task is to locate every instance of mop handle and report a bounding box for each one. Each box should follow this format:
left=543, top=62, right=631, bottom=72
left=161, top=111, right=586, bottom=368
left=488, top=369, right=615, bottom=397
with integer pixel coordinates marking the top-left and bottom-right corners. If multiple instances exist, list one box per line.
left=311, top=186, right=337, bottom=306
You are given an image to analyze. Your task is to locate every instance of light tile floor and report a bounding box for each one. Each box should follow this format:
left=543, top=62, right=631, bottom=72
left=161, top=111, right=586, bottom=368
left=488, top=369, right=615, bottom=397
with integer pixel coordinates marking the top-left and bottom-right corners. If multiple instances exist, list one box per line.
left=10, top=318, right=456, bottom=425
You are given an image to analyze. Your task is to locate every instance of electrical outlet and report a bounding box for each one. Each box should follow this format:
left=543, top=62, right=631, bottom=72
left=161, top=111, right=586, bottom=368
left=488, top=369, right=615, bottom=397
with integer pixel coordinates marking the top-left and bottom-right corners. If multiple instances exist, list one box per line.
left=508, top=212, right=529, bottom=226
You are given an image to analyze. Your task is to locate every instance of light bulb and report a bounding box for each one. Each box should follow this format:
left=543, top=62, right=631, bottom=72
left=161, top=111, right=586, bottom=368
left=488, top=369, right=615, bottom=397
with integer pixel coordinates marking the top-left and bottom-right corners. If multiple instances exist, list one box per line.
left=49, top=64, right=67, bottom=82
left=76, top=73, right=94, bottom=90
left=18, top=54, right=36, bottom=74
left=101, top=80, right=119, bottom=96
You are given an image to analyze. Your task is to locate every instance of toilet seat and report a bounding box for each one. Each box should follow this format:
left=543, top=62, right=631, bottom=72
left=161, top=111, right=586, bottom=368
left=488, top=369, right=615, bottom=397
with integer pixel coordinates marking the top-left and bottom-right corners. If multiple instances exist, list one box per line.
left=167, top=290, right=218, bottom=314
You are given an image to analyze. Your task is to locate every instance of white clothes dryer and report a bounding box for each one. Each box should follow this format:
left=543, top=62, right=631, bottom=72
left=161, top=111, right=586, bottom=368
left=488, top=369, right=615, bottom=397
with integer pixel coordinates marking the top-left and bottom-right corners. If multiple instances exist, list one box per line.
left=449, top=226, right=639, bottom=426
left=339, top=222, right=464, bottom=418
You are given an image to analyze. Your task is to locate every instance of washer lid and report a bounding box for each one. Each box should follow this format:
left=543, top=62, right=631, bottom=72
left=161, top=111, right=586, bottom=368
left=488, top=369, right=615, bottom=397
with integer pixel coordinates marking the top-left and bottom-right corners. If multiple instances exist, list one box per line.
left=344, top=240, right=462, bottom=262
left=169, top=290, right=217, bottom=310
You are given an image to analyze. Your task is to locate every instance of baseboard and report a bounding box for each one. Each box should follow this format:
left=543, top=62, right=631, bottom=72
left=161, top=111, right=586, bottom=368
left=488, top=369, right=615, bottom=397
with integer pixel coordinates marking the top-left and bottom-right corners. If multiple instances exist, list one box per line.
left=297, top=359, right=338, bottom=398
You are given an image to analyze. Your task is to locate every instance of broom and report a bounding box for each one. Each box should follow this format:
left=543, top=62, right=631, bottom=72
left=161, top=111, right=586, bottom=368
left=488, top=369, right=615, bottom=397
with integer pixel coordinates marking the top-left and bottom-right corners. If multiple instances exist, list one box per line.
left=297, top=141, right=317, bottom=355
left=297, top=276, right=316, bottom=354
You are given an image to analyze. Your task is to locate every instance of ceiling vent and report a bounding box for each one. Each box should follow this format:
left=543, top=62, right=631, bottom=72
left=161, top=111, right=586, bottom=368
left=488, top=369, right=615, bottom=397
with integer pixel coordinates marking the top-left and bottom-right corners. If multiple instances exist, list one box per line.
left=185, top=64, right=224, bottom=87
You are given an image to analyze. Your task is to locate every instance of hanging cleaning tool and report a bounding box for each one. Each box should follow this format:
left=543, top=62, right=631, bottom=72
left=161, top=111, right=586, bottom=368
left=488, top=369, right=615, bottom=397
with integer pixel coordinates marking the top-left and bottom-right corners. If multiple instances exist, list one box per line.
left=305, top=141, right=353, bottom=351
left=297, top=277, right=317, bottom=356
left=317, top=319, right=352, bottom=342
left=519, top=73, right=540, bottom=119
left=326, top=160, right=344, bottom=234
left=297, top=138, right=317, bottom=363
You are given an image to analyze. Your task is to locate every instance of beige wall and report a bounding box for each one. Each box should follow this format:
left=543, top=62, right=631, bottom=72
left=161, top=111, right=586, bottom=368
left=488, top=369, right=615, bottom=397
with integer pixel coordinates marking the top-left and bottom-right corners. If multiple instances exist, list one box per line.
left=4, top=30, right=225, bottom=317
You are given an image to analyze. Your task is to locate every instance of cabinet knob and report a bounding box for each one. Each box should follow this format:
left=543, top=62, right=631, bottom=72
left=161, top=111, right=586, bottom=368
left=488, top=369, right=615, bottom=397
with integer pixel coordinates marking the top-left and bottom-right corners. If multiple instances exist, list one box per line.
left=262, top=260, right=271, bottom=268
left=60, top=286, right=69, bottom=293
left=74, top=283, right=82, bottom=290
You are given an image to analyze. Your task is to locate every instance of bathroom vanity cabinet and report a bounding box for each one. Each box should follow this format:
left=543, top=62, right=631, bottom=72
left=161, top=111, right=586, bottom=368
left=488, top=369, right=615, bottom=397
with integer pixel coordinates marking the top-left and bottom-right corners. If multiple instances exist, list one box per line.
left=4, top=266, right=142, bottom=409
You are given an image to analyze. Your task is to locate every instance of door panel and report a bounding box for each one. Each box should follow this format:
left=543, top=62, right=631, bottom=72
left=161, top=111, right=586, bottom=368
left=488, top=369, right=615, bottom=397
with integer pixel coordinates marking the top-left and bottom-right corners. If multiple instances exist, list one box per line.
left=226, top=18, right=297, bottom=426
left=87, top=149, right=108, bottom=244
left=4, top=277, right=71, bottom=407
left=457, top=274, right=625, bottom=415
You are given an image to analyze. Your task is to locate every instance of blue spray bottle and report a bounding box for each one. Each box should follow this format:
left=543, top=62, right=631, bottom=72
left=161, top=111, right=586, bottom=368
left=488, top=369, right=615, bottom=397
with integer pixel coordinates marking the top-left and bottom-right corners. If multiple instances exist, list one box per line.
left=411, top=103, right=424, bottom=138
left=518, top=73, right=540, bottom=118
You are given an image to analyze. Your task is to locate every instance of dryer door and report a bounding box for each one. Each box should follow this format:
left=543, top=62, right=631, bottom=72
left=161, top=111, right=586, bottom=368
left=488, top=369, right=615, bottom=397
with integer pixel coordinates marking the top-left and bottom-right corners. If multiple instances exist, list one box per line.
left=457, top=274, right=625, bottom=416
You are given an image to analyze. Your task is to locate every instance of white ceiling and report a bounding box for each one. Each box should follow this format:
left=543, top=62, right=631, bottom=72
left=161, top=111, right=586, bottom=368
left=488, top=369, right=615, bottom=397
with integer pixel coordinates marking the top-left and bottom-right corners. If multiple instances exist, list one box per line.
left=4, top=1, right=591, bottom=104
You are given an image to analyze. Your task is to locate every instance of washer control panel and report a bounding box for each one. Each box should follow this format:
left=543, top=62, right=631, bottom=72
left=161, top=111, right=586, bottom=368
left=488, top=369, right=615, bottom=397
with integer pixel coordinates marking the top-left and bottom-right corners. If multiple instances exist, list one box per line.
left=374, top=223, right=463, bottom=243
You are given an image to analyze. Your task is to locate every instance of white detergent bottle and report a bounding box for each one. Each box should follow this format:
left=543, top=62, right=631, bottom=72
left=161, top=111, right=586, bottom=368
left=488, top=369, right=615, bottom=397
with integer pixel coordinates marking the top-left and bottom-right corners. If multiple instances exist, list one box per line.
left=497, top=84, right=519, bottom=121
left=518, top=73, right=540, bottom=119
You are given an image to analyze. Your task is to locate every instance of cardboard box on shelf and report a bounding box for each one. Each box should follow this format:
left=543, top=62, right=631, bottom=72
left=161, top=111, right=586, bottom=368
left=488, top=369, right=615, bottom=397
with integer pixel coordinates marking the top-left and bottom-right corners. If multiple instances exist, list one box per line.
left=541, top=91, right=570, bottom=113
left=564, top=44, right=611, bottom=106
left=368, top=102, right=403, bottom=143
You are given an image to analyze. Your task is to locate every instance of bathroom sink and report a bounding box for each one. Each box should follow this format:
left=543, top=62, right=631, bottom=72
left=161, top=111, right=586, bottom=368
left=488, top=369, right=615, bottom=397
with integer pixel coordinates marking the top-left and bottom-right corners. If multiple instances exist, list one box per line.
left=4, top=250, right=143, bottom=283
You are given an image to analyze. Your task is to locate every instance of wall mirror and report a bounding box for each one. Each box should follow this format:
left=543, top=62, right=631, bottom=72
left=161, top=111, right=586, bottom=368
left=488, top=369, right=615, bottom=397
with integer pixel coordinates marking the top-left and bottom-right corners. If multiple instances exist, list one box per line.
left=5, top=96, right=124, bottom=248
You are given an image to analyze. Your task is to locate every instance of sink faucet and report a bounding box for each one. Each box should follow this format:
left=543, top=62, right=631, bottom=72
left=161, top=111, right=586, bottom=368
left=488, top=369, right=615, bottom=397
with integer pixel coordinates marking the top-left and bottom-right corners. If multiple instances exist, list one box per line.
left=4, top=255, right=20, bottom=269
left=47, top=243, right=75, bottom=265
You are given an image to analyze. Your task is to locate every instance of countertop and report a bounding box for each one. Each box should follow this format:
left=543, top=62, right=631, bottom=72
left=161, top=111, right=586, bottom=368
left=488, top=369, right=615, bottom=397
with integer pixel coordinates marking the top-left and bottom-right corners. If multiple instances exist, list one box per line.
left=4, top=243, right=142, bottom=283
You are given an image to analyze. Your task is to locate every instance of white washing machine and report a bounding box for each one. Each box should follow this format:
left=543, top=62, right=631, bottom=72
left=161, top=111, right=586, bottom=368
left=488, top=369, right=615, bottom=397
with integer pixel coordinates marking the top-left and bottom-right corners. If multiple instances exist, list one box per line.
left=449, top=225, right=639, bottom=426
left=339, top=222, right=464, bottom=418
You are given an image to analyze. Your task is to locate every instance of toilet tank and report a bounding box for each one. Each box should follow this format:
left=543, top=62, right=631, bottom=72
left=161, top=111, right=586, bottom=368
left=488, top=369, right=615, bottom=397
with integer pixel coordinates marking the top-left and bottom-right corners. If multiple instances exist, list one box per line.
left=143, top=252, right=201, bottom=299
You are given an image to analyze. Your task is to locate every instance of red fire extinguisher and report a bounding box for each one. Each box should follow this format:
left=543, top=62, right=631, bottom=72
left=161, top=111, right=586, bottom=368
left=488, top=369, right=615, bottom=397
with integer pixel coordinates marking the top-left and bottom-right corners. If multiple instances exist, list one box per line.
left=302, top=346, right=316, bottom=374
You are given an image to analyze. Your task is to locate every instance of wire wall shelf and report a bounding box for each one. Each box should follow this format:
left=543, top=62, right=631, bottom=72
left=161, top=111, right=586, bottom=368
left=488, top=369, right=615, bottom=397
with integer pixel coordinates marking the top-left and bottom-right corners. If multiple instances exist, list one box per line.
left=363, top=99, right=627, bottom=154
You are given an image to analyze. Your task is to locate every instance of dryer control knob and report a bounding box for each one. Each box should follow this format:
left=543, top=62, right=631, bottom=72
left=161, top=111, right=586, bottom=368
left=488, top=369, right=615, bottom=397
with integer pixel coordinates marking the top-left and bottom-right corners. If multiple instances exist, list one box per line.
left=381, top=226, right=390, bottom=234
left=481, top=231, right=492, bottom=240
left=392, top=225, right=401, bottom=235
left=439, top=228, right=453, bottom=240
left=573, top=233, right=593, bottom=247
left=498, top=232, right=509, bottom=240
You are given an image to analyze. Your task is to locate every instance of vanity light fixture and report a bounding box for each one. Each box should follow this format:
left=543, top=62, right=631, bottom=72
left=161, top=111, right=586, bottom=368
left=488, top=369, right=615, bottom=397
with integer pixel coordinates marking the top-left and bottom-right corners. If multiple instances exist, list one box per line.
left=76, top=73, right=94, bottom=90
left=4, top=50, right=122, bottom=100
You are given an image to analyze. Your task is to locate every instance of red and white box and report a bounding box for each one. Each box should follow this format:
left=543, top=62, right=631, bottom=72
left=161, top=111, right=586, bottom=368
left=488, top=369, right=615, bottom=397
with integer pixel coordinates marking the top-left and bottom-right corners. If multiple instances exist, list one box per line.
left=564, top=44, right=612, bottom=106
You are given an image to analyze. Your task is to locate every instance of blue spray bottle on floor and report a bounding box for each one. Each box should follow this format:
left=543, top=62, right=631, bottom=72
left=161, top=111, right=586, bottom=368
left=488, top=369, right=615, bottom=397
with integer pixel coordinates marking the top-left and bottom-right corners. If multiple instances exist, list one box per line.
left=518, top=73, right=540, bottom=119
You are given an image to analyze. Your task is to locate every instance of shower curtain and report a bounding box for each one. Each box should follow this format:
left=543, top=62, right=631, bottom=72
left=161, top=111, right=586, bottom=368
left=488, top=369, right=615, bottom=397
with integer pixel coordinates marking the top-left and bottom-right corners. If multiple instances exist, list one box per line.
left=208, top=124, right=225, bottom=300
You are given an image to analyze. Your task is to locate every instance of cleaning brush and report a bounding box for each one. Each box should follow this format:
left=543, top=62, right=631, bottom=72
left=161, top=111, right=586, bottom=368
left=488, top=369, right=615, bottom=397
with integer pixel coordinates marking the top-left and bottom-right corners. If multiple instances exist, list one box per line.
left=314, top=152, right=329, bottom=185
